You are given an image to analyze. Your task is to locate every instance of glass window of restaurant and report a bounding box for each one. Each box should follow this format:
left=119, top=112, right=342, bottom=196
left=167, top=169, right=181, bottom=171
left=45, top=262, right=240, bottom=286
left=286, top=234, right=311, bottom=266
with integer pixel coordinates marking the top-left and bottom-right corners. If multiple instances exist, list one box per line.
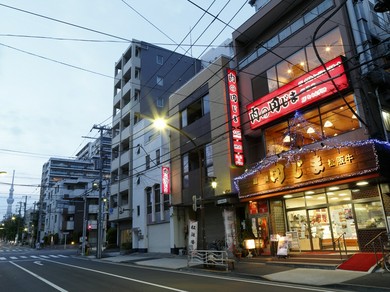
left=284, top=183, right=385, bottom=251
left=264, top=94, right=360, bottom=155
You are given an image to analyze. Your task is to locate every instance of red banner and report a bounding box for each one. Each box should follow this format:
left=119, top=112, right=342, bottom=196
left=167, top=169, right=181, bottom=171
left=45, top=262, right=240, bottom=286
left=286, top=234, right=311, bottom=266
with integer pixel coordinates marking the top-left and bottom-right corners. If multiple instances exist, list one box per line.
left=247, top=56, right=349, bottom=130
left=161, top=166, right=170, bottom=194
left=227, top=69, right=244, bottom=166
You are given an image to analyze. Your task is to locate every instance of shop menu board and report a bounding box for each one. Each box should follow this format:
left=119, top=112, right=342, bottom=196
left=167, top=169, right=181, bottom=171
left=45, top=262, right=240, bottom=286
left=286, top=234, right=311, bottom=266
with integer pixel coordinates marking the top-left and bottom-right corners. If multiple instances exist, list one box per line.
left=277, top=236, right=289, bottom=256
left=286, top=231, right=300, bottom=251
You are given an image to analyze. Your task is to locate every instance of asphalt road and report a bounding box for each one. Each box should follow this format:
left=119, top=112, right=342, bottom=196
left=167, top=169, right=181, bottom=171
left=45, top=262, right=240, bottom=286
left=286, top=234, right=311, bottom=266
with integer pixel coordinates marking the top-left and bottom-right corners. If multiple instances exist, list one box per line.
left=0, top=245, right=344, bottom=292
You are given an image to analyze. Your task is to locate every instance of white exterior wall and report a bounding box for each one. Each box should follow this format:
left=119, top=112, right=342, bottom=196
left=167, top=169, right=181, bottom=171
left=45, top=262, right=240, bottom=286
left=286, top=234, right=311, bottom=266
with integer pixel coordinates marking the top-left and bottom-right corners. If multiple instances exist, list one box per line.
left=132, top=119, right=171, bottom=252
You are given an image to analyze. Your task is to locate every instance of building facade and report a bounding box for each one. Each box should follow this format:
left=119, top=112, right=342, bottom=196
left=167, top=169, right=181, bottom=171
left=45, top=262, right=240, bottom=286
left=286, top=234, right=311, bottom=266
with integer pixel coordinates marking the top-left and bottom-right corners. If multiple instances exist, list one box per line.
left=166, top=55, right=243, bottom=253
left=232, top=0, right=390, bottom=254
left=109, top=40, right=202, bottom=250
left=39, top=131, right=111, bottom=245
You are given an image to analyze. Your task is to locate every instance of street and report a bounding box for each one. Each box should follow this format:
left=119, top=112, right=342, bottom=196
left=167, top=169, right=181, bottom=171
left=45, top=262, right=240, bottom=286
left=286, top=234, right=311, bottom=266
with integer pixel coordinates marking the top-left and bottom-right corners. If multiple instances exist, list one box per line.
left=0, top=245, right=343, bottom=292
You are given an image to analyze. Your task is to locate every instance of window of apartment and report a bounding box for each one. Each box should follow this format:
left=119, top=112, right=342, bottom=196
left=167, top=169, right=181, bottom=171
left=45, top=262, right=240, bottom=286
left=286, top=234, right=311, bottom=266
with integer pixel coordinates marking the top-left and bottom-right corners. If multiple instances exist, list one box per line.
left=181, top=94, right=210, bottom=128
left=146, top=187, right=152, bottom=215
left=154, top=184, right=161, bottom=213
left=146, top=154, right=150, bottom=170
left=135, top=46, right=141, bottom=57
left=157, top=97, right=164, bottom=108
left=263, top=94, right=360, bottom=156
left=135, top=67, right=141, bottom=79
left=156, top=149, right=160, bottom=165
left=120, top=192, right=128, bottom=206
left=205, top=143, right=214, bottom=178
left=134, top=89, right=140, bottom=101
left=182, top=148, right=205, bottom=189
left=182, top=153, right=189, bottom=189
left=156, top=55, right=164, bottom=65
left=157, top=76, right=164, bottom=86
left=110, top=194, right=118, bottom=208
left=163, top=193, right=170, bottom=211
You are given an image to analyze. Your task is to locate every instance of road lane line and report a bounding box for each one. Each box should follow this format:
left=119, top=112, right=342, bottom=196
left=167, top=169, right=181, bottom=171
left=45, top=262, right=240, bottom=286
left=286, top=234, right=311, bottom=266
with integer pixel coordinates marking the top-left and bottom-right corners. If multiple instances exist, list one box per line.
left=10, top=261, right=68, bottom=292
left=43, top=259, right=188, bottom=292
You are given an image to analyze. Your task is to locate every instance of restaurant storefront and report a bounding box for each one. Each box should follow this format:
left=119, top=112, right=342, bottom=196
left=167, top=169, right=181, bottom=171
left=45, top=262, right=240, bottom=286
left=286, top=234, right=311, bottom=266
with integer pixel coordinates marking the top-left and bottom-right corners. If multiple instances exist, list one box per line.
left=234, top=140, right=390, bottom=253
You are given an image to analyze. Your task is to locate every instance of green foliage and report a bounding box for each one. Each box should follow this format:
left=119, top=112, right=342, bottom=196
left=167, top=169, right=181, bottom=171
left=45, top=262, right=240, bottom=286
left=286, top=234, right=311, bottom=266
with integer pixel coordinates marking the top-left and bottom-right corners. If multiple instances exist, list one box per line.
left=0, top=215, right=23, bottom=242
left=121, top=241, right=132, bottom=250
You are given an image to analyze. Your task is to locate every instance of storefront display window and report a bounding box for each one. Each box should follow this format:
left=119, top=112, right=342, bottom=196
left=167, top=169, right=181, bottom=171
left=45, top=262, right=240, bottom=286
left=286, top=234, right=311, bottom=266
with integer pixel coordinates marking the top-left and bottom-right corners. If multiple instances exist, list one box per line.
left=329, top=204, right=357, bottom=246
left=354, top=201, right=386, bottom=229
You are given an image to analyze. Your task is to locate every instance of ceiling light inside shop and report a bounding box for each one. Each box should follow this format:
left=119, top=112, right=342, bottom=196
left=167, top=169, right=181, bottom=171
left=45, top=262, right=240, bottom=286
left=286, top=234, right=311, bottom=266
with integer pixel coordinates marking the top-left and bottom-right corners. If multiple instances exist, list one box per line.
left=305, top=191, right=315, bottom=195
left=329, top=186, right=339, bottom=191
left=324, top=120, right=333, bottom=127
left=356, top=181, right=369, bottom=186
left=330, top=197, right=339, bottom=201
left=307, top=127, right=315, bottom=134
left=283, top=135, right=291, bottom=143
left=283, top=195, right=293, bottom=198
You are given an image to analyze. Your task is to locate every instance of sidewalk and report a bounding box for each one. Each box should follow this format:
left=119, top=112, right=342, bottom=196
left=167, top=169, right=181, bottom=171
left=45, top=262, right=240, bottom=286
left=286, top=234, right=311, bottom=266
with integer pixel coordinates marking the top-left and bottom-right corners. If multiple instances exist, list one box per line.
left=99, top=252, right=390, bottom=291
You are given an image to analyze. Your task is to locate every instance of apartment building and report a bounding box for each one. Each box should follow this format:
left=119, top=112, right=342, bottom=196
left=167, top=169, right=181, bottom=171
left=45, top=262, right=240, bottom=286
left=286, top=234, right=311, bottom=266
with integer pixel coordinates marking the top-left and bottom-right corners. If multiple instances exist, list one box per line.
left=109, top=40, right=202, bottom=250
left=232, top=0, right=390, bottom=254
left=39, top=131, right=111, bottom=245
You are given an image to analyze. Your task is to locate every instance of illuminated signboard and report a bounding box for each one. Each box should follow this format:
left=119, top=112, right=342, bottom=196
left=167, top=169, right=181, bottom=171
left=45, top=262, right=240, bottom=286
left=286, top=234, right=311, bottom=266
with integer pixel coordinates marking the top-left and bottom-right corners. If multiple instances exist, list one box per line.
left=227, top=69, right=244, bottom=166
left=161, top=166, right=170, bottom=194
left=247, top=56, right=349, bottom=130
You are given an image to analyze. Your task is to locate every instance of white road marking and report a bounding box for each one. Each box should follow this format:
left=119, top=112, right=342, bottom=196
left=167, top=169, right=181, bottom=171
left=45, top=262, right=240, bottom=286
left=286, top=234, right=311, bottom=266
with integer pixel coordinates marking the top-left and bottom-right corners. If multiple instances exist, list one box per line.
left=10, top=261, right=68, bottom=292
left=43, top=259, right=188, bottom=292
left=0, top=257, right=6, bottom=260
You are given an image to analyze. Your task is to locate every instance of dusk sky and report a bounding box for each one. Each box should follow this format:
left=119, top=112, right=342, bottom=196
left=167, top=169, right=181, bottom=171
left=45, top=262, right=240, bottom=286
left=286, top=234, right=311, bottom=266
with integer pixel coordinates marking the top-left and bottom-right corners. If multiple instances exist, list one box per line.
left=0, top=0, right=254, bottom=218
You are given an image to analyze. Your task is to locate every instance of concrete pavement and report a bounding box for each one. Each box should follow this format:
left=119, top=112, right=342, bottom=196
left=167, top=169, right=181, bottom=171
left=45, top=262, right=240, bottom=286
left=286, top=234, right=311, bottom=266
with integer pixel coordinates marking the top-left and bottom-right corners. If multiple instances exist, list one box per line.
left=98, top=252, right=390, bottom=291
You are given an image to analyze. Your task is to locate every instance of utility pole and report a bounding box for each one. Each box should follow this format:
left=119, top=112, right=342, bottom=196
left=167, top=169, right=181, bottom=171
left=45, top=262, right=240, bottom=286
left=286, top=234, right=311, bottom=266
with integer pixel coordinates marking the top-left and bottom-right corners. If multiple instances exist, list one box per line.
left=92, top=124, right=110, bottom=259
left=81, top=193, right=88, bottom=256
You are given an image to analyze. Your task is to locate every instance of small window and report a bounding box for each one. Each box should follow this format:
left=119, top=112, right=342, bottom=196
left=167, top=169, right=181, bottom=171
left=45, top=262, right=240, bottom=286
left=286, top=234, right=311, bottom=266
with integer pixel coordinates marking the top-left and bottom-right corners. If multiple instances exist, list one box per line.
left=146, top=188, right=152, bottom=215
left=156, top=55, right=164, bottom=65
left=157, top=97, right=164, bottom=108
left=156, top=149, right=160, bottom=165
left=135, top=46, right=141, bottom=57
left=157, top=76, right=164, bottom=86
left=146, top=155, right=150, bottom=170
left=135, top=67, right=141, bottom=79
left=134, top=89, right=140, bottom=101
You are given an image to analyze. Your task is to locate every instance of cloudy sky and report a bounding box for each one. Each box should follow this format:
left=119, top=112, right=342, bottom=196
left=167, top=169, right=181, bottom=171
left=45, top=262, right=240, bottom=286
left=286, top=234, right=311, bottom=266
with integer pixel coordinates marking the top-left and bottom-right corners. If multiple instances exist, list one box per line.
left=0, top=0, right=254, bottom=218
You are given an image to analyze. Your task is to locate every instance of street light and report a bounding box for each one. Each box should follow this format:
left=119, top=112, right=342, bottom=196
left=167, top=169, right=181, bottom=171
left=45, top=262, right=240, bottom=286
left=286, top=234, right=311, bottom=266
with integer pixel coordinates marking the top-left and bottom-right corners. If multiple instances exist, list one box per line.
left=153, top=117, right=207, bottom=250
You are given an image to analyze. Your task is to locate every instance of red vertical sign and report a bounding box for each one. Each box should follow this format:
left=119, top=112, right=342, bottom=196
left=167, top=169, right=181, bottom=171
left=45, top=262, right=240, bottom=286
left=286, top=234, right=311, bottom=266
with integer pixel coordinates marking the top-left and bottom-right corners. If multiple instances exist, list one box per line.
left=227, top=69, right=244, bottom=166
left=161, top=166, right=170, bottom=194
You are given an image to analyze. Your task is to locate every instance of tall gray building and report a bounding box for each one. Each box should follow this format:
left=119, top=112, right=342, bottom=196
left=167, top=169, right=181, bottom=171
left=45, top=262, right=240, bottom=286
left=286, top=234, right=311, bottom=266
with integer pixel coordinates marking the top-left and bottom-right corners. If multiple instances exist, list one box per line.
left=109, top=40, right=202, bottom=250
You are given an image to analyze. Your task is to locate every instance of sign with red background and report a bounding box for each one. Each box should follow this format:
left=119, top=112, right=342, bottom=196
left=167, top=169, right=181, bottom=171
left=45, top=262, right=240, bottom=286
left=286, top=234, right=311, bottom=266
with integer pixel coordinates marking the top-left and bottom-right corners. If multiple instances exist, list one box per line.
left=247, top=56, right=349, bottom=130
